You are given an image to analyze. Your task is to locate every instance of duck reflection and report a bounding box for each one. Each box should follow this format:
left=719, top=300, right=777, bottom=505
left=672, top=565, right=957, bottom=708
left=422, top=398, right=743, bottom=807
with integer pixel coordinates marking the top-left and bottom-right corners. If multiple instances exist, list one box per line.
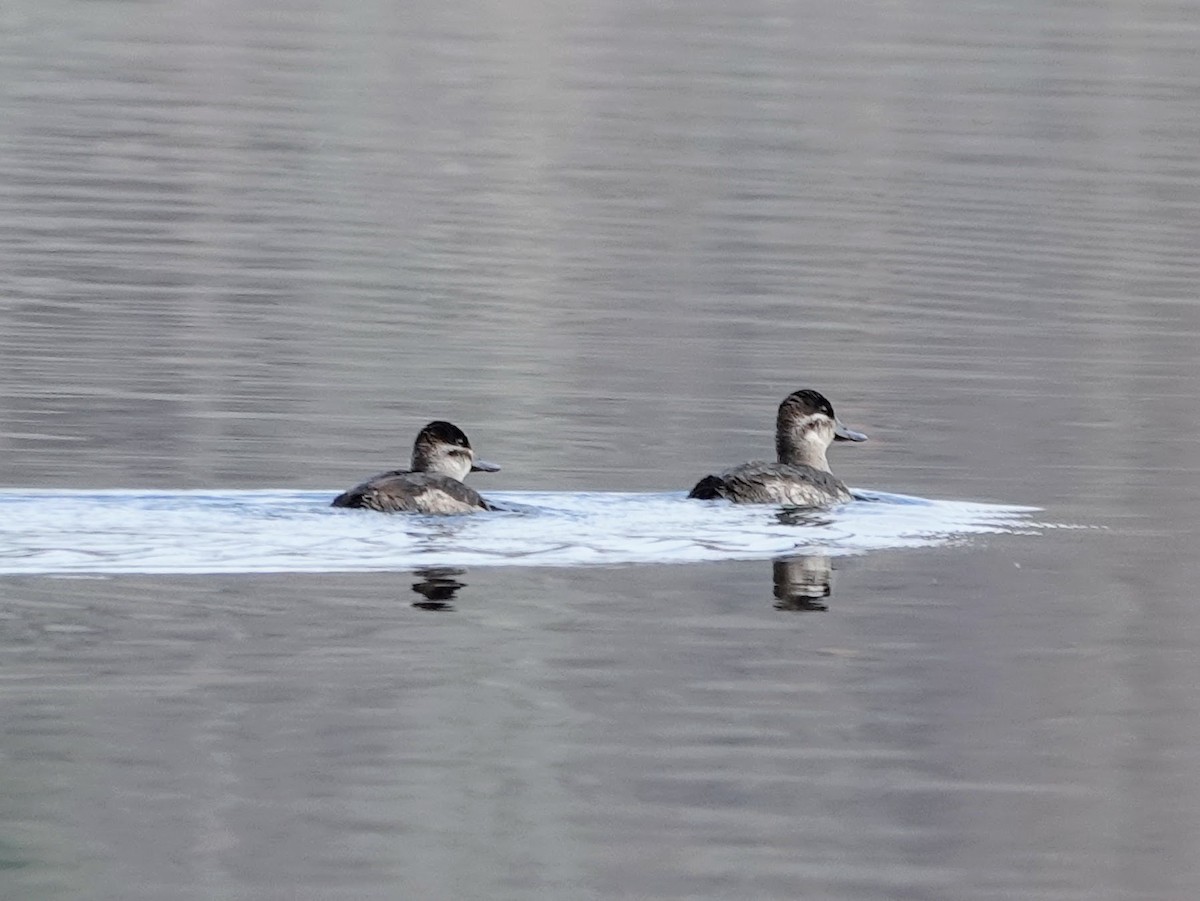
left=775, top=507, right=834, bottom=528
left=772, top=554, right=832, bottom=611
left=410, top=567, right=468, bottom=611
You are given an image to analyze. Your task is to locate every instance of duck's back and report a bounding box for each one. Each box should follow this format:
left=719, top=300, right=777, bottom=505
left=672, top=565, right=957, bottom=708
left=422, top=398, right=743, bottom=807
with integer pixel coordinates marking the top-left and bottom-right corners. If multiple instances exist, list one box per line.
left=332, top=470, right=493, bottom=514
left=688, top=461, right=852, bottom=506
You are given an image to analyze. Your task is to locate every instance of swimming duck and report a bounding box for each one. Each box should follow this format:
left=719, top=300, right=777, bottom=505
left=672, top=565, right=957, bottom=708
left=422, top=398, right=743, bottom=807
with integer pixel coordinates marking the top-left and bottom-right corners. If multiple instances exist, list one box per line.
left=331, top=421, right=500, bottom=514
left=688, top=389, right=866, bottom=506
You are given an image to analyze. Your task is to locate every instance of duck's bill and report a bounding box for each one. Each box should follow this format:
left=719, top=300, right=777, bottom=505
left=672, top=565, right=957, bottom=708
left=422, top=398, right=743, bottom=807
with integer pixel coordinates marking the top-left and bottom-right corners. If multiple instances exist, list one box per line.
left=834, top=422, right=868, bottom=442
left=471, top=459, right=501, bottom=473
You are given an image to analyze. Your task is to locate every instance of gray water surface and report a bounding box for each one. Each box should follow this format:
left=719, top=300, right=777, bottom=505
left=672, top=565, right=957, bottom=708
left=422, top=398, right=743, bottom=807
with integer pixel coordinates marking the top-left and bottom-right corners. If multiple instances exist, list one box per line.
left=3, top=1, right=1200, bottom=898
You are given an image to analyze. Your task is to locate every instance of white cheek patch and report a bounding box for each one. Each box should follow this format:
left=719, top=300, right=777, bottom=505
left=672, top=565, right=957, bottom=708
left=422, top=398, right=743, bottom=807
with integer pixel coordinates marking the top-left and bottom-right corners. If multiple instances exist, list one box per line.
left=793, top=413, right=832, bottom=440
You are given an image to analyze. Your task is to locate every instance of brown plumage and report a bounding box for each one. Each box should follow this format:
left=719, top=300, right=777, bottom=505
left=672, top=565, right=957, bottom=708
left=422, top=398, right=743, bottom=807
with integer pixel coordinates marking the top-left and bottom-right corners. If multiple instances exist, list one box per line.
left=332, top=421, right=499, bottom=514
left=688, top=389, right=866, bottom=506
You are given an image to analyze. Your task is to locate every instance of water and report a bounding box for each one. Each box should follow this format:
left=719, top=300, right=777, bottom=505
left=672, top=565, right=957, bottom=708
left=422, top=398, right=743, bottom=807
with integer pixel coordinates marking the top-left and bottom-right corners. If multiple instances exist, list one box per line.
left=3, top=0, right=1200, bottom=898
left=0, top=489, right=1040, bottom=573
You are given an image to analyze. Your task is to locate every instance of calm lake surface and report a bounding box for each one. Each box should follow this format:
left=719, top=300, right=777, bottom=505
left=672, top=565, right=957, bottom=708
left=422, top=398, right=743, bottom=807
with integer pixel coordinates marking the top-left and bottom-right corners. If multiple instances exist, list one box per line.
left=3, top=1, right=1200, bottom=898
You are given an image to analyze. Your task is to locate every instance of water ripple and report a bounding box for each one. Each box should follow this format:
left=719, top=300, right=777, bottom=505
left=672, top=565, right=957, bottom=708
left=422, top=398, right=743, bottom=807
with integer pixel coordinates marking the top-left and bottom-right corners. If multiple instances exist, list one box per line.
left=0, top=489, right=1040, bottom=575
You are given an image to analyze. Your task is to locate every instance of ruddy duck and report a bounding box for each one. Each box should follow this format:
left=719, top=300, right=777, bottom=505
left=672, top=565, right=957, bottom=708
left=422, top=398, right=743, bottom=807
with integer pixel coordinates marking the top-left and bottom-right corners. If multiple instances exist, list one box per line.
left=688, top=389, right=866, bottom=506
left=331, top=421, right=500, bottom=514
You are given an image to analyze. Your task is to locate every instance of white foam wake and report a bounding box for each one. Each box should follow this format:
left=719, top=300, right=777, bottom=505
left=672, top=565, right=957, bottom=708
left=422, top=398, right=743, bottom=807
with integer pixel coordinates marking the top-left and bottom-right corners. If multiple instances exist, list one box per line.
left=0, top=489, right=1040, bottom=575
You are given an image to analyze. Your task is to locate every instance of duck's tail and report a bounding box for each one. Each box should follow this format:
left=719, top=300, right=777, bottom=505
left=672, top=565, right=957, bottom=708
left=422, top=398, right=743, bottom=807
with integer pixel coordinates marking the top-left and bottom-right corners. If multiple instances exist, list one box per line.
left=687, top=475, right=727, bottom=500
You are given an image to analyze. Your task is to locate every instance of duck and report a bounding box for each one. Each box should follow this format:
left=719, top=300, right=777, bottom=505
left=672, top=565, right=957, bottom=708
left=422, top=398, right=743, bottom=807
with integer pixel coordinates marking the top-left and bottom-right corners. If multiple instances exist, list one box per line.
left=331, top=421, right=500, bottom=514
left=688, top=389, right=866, bottom=506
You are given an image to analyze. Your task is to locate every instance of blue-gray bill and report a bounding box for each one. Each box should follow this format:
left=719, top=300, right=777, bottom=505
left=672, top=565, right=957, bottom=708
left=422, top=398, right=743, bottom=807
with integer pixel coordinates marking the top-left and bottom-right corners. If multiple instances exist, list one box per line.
left=834, top=422, right=867, bottom=442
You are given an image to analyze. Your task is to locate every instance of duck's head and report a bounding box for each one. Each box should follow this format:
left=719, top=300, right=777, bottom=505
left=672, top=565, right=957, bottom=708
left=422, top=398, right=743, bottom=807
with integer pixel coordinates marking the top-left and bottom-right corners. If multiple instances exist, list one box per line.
left=775, top=389, right=866, bottom=469
left=411, top=421, right=501, bottom=481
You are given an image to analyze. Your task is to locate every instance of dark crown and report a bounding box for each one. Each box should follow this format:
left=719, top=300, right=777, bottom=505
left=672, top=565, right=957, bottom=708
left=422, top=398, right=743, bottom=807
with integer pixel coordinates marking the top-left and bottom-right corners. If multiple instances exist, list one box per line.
left=419, top=421, right=471, bottom=448
left=780, top=389, right=836, bottom=421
